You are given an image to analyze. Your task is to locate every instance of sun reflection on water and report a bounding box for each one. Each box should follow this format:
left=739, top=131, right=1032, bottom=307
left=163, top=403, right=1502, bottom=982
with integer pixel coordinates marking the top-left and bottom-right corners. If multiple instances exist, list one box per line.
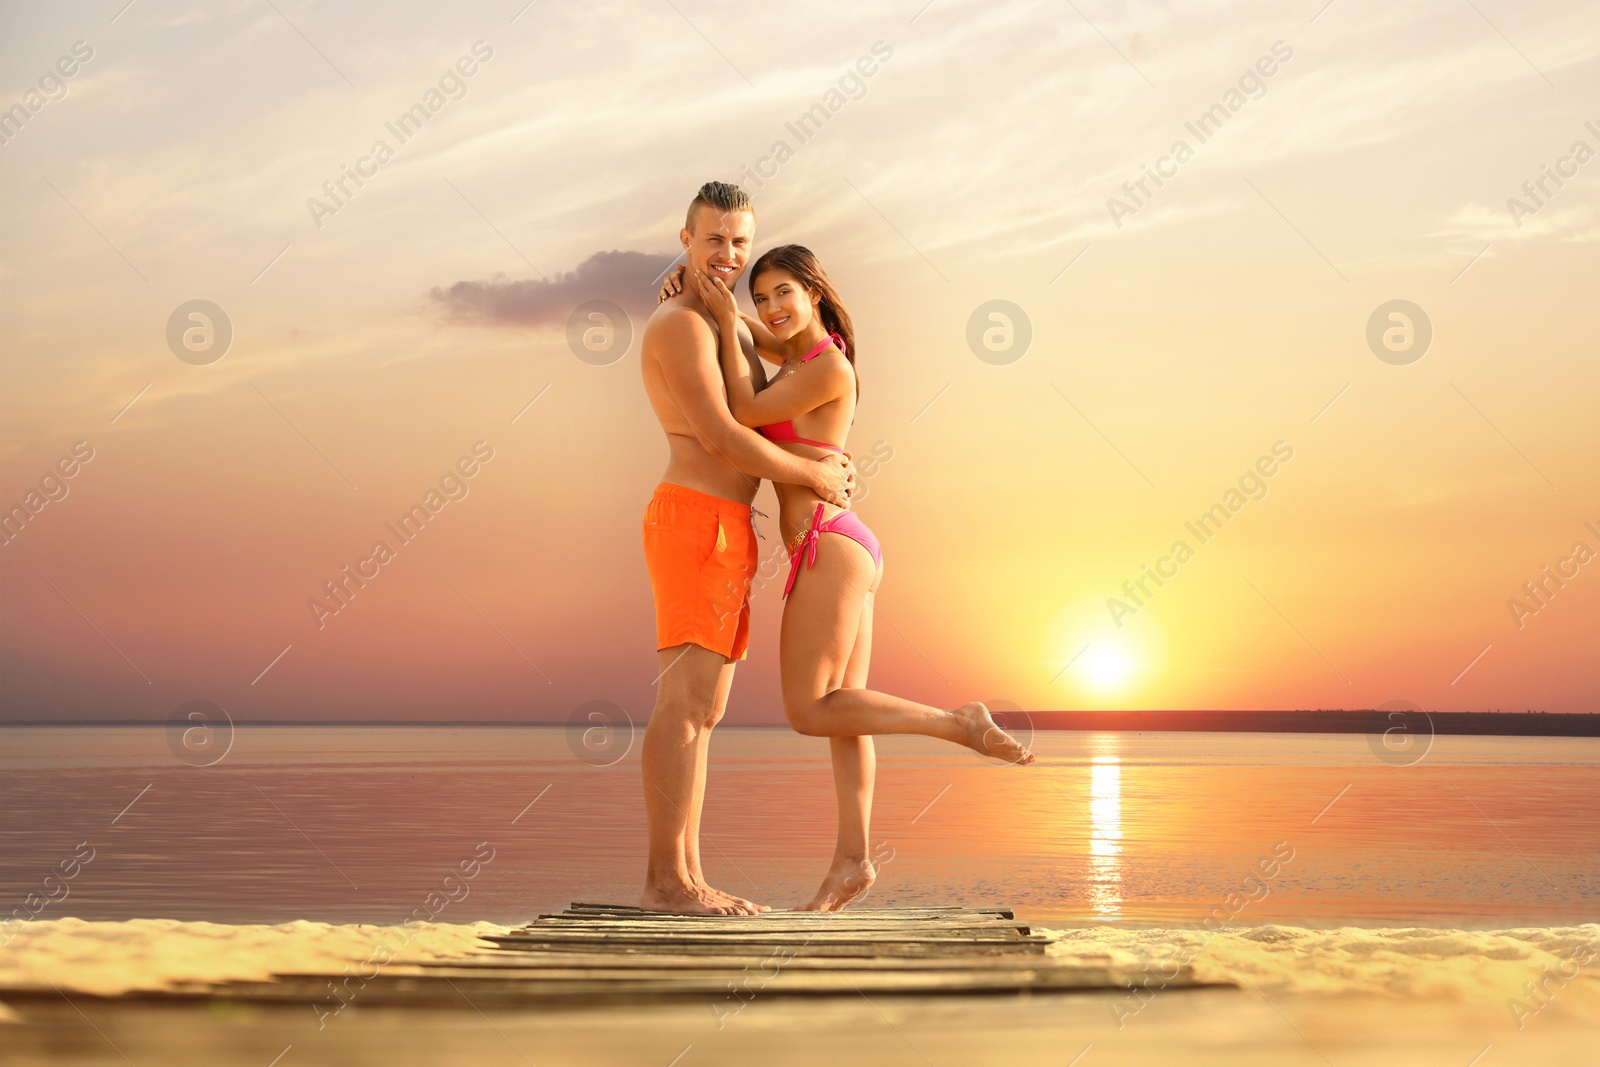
left=1089, top=742, right=1123, bottom=920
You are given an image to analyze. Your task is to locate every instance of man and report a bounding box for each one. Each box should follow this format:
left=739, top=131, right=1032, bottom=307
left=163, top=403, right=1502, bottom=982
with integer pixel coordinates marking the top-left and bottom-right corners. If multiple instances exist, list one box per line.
left=638, top=182, right=854, bottom=915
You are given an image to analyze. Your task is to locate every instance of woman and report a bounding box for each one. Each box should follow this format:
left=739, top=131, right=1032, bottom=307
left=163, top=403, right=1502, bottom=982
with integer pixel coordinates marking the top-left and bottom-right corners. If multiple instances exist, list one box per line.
left=662, top=247, right=1033, bottom=911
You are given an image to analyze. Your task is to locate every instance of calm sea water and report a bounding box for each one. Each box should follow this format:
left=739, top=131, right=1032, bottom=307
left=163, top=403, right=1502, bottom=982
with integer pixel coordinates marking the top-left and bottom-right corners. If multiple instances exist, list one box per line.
left=1, top=726, right=1595, bottom=927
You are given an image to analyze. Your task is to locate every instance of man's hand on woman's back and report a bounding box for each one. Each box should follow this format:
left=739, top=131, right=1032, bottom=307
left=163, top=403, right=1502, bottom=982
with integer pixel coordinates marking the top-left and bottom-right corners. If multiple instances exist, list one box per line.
left=813, top=452, right=855, bottom=508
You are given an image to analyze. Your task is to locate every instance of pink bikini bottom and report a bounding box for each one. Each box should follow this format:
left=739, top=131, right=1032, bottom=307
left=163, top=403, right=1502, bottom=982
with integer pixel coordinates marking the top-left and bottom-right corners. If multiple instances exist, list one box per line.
left=783, top=502, right=883, bottom=598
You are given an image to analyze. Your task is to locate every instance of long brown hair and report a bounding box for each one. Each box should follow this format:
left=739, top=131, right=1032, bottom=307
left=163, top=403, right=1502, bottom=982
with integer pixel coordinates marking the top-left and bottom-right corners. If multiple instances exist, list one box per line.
left=747, top=245, right=857, bottom=397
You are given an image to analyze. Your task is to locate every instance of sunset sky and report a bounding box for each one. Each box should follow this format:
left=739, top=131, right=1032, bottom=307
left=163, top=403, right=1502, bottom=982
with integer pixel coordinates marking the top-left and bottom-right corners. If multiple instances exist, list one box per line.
left=2, top=0, right=1596, bottom=723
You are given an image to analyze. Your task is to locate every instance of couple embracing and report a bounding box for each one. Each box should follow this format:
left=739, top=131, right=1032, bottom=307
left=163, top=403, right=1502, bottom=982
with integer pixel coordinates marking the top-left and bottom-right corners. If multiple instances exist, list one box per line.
left=637, top=181, right=1033, bottom=916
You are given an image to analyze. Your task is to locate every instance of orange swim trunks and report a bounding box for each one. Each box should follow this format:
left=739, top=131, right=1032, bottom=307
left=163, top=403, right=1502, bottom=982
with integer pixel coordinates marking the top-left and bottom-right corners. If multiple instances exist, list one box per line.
left=642, top=483, right=759, bottom=661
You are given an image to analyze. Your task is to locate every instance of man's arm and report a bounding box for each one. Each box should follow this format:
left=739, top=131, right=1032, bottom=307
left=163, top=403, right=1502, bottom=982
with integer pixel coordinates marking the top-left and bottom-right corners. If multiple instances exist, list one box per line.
left=654, top=309, right=853, bottom=502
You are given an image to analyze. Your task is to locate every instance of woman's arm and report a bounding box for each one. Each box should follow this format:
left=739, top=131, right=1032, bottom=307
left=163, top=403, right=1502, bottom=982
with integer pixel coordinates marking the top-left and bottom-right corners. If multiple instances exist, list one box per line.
left=694, top=271, right=850, bottom=428
left=739, top=311, right=784, bottom=363
left=661, top=264, right=783, bottom=361
left=711, top=288, right=761, bottom=424
left=651, top=307, right=855, bottom=504
left=725, top=349, right=850, bottom=427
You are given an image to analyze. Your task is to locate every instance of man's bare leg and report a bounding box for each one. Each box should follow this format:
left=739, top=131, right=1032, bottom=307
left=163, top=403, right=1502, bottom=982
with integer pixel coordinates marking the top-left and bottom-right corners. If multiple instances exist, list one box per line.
left=681, top=713, right=712, bottom=889
left=682, top=660, right=766, bottom=912
left=640, top=643, right=761, bottom=915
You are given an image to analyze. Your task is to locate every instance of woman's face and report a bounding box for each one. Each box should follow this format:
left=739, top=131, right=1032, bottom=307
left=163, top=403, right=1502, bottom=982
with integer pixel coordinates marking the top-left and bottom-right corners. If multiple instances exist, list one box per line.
left=750, top=269, right=817, bottom=344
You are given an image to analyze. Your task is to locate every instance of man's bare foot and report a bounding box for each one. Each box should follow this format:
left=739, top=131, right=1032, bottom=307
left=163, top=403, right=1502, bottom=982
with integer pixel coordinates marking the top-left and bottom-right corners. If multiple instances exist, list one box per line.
left=797, top=856, right=876, bottom=911
left=700, top=883, right=770, bottom=913
left=640, top=880, right=753, bottom=915
left=954, top=701, right=1035, bottom=764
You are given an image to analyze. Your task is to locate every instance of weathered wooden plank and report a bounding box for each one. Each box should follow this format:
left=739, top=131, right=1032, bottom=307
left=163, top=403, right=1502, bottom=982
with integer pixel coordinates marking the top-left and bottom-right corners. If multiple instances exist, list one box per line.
left=418, top=952, right=1120, bottom=973
left=552, top=913, right=986, bottom=922
left=563, top=909, right=1018, bottom=918
left=202, top=965, right=1214, bottom=1003
left=566, top=903, right=1016, bottom=919
left=403, top=968, right=1123, bottom=986
left=529, top=927, right=1035, bottom=936
left=512, top=915, right=1036, bottom=927
left=487, top=932, right=1047, bottom=949
left=573, top=902, right=997, bottom=909
left=528, top=918, right=1032, bottom=934
left=404, top=965, right=1128, bottom=988
left=485, top=939, right=1048, bottom=958
left=501, top=925, right=1037, bottom=939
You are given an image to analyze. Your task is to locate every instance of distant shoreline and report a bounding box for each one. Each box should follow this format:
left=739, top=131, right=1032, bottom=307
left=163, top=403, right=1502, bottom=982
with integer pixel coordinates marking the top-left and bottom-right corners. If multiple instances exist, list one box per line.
left=3, top=711, right=1596, bottom=736
left=993, top=710, right=1600, bottom=737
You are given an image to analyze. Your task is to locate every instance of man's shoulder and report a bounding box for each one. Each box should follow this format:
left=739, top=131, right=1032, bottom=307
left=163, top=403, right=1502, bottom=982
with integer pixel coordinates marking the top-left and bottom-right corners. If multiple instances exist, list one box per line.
left=644, top=301, right=715, bottom=353
left=646, top=300, right=711, bottom=330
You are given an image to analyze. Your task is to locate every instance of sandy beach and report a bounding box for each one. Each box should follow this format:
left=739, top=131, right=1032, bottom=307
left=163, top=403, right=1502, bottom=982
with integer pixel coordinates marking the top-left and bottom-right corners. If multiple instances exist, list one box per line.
left=3, top=918, right=1595, bottom=1065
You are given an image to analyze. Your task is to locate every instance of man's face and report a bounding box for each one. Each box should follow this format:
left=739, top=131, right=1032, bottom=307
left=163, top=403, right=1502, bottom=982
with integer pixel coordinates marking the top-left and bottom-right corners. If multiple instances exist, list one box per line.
left=679, top=206, right=755, bottom=285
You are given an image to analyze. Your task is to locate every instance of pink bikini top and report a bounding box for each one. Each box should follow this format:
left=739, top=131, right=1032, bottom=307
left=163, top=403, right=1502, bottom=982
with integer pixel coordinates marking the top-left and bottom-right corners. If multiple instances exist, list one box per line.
left=756, top=334, right=846, bottom=454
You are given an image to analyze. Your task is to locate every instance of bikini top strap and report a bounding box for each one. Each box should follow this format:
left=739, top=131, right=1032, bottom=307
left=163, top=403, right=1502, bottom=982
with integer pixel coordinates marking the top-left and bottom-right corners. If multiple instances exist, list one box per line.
left=801, top=333, right=847, bottom=362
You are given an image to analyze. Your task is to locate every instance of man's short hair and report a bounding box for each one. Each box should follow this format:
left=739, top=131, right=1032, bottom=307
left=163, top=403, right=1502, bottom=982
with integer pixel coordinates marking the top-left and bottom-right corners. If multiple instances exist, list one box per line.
left=686, top=181, right=753, bottom=232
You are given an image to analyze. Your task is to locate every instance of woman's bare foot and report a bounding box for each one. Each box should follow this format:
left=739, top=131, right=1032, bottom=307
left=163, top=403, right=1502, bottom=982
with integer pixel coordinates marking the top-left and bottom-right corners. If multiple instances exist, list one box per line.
left=953, top=702, right=1035, bottom=764
left=640, top=879, right=754, bottom=915
left=797, top=856, right=876, bottom=911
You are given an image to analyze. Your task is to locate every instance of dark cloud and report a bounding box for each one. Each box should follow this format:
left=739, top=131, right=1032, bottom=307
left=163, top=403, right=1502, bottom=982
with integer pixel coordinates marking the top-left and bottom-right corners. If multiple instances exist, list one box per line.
left=428, top=250, right=680, bottom=326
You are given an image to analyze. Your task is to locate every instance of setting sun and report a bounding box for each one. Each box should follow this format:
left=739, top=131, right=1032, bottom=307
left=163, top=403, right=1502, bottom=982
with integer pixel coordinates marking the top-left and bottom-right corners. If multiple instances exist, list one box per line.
left=1081, top=645, right=1134, bottom=692
left=1048, top=599, right=1166, bottom=704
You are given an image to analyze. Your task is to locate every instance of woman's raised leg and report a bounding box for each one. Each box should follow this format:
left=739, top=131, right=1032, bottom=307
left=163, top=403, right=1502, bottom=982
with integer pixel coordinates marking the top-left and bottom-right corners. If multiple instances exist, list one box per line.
left=779, top=535, right=1033, bottom=763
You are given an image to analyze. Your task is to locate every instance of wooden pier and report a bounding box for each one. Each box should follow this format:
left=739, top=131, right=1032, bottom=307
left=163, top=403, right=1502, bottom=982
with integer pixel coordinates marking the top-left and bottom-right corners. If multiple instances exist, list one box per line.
left=1, top=905, right=1230, bottom=1066
left=2, top=904, right=1220, bottom=1010
left=360, top=902, right=1219, bottom=1005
